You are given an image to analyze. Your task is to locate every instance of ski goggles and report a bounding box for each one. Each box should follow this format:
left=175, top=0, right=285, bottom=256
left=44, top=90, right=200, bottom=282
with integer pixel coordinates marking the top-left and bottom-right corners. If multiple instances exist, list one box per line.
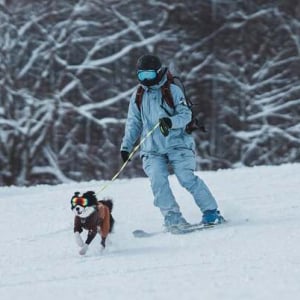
left=71, top=197, right=88, bottom=207
left=137, top=69, right=158, bottom=81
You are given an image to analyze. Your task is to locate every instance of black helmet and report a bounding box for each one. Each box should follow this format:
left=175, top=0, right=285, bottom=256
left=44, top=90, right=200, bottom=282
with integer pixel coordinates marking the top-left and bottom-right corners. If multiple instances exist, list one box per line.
left=136, top=54, right=162, bottom=71
left=136, top=54, right=162, bottom=86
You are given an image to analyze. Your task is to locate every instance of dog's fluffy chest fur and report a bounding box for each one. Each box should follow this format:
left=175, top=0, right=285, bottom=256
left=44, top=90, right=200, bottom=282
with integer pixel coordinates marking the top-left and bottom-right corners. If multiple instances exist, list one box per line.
left=74, top=210, right=99, bottom=231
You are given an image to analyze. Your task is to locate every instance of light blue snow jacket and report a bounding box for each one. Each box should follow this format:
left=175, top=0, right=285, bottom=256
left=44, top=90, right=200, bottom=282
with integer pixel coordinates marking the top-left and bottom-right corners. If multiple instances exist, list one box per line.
left=121, top=73, right=195, bottom=156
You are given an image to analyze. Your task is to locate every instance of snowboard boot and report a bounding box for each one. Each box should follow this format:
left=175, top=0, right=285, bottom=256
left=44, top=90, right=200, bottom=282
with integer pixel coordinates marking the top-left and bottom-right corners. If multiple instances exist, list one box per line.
left=201, top=209, right=225, bottom=226
left=164, top=211, right=190, bottom=233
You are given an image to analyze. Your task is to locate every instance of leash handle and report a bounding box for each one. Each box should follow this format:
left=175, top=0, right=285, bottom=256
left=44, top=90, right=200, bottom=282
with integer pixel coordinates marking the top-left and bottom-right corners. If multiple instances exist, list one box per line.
left=96, top=122, right=159, bottom=195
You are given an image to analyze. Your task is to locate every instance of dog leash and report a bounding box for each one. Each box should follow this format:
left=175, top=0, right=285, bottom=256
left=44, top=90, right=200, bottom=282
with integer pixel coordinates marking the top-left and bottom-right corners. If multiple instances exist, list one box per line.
left=96, top=122, right=160, bottom=195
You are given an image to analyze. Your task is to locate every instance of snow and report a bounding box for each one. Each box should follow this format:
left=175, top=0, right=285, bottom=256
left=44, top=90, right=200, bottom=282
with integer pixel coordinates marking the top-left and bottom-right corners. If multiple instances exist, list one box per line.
left=0, top=163, right=300, bottom=300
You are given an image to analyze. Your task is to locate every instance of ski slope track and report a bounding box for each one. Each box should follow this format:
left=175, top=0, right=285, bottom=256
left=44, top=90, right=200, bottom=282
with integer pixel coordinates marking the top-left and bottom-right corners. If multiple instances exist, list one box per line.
left=0, top=164, right=299, bottom=300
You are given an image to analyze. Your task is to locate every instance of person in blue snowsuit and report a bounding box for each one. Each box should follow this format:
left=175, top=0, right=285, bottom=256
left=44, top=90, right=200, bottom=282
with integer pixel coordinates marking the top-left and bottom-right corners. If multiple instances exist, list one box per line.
left=121, top=54, right=224, bottom=230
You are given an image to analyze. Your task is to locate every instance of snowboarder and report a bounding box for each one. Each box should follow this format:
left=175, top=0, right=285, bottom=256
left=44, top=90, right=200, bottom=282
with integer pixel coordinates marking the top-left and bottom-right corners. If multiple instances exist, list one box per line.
left=120, top=54, right=224, bottom=231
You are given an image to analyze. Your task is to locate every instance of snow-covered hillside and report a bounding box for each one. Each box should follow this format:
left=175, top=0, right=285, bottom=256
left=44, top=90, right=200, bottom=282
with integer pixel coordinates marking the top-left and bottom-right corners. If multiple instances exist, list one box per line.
left=0, top=164, right=300, bottom=300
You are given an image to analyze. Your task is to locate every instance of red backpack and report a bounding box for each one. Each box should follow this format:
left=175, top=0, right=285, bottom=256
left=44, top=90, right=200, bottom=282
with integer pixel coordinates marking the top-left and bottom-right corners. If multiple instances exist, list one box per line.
left=135, top=70, right=203, bottom=134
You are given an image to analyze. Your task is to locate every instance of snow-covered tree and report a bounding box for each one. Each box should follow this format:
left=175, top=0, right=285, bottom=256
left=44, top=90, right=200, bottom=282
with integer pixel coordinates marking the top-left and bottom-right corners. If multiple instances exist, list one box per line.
left=173, top=0, right=300, bottom=169
left=0, top=0, right=299, bottom=186
left=0, top=0, right=178, bottom=185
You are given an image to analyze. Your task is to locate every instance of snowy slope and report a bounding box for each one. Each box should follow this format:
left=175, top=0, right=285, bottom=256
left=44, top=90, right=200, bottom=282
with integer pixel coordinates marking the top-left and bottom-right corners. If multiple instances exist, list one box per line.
left=0, top=164, right=300, bottom=300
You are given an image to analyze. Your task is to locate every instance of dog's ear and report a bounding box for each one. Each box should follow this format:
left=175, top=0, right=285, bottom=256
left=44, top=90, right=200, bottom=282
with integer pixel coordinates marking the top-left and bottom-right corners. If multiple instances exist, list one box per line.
left=82, top=191, right=98, bottom=206
left=82, top=191, right=96, bottom=198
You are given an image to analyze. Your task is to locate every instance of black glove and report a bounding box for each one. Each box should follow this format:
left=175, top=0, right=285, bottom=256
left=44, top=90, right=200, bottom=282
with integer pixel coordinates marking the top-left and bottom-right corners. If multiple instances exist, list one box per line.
left=101, top=237, right=106, bottom=248
left=159, top=118, right=172, bottom=137
left=121, top=150, right=130, bottom=163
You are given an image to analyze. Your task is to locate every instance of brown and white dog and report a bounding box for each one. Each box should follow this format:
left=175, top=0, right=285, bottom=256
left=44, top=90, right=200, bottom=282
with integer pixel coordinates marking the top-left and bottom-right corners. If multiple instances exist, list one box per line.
left=70, top=191, right=114, bottom=255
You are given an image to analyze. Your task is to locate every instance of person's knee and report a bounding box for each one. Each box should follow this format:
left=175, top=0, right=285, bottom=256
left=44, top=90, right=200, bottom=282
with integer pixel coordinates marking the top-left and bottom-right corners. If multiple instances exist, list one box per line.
left=177, top=171, right=199, bottom=190
left=151, top=173, right=168, bottom=190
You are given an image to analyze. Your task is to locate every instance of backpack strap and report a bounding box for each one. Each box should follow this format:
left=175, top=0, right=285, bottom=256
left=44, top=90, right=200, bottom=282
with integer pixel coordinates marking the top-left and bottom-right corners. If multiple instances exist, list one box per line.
left=135, top=85, right=145, bottom=111
left=166, top=70, right=174, bottom=83
left=161, top=71, right=175, bottom=109
left=161, top=81, right=175, bottom=109
left=135, top=70, right=175, bottom=111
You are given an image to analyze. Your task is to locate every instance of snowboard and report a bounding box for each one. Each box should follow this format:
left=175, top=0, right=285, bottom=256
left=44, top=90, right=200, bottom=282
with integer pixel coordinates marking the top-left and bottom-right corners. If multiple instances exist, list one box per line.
left=133, top=222, right=225, bottom=238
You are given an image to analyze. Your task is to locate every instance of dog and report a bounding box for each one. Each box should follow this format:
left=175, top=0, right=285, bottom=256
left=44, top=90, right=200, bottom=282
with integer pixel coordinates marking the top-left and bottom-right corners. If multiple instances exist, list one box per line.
left=70, top=191, right=114, bottom=255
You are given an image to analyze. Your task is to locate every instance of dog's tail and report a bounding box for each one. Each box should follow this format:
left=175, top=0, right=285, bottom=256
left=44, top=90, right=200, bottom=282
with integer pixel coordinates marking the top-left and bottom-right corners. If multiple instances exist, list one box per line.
left=99, top=199, right=113, bottom=212
left=99, top=199, right=115, bottom=233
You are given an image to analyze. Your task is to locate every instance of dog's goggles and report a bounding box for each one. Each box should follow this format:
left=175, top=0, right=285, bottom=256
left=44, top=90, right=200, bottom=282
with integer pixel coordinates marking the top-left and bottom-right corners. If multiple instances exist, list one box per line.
left=71, top=197, right=88, bottom=207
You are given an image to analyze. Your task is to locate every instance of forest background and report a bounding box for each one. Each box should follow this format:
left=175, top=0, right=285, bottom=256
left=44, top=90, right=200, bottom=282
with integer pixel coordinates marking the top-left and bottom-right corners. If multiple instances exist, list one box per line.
left=0, top=0, right=299, bottom=186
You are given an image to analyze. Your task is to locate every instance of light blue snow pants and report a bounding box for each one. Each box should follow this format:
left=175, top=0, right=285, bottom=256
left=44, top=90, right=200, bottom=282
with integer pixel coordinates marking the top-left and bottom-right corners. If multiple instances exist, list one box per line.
left=142, top=148, right=218, bottom=217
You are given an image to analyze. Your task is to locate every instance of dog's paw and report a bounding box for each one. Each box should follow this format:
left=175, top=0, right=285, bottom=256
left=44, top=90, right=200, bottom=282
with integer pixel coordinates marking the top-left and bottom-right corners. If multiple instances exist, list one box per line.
left=101, top=237, right=106, bottom=248
left=74, top=232, right=84, bottom=247
left=79, top=244, right=89, bottom=255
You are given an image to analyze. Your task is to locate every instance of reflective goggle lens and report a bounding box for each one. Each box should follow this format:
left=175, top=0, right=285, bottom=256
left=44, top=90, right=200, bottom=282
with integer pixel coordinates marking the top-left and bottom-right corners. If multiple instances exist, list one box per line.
left=137, top=70, right=157, bottom=81
left=71, top=197, right=88, bottom=207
